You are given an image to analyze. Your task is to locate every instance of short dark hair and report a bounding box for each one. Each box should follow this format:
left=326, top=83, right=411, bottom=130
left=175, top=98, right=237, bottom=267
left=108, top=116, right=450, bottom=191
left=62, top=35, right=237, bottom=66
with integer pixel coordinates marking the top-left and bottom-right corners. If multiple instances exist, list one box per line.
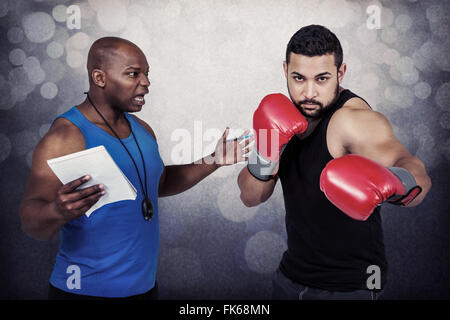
left=286, top=25, right=343, bottom=68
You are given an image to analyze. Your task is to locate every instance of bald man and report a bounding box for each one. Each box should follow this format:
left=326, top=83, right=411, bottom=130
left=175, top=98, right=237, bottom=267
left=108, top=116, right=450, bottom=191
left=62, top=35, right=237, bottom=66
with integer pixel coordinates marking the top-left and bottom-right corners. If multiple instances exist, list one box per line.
left=19, top=37, right=250, bottom=300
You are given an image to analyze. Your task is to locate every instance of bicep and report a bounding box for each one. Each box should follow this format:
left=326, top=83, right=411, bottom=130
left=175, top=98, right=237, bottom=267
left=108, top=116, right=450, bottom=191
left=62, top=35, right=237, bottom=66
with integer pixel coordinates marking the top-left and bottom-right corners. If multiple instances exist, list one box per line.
left=23, top=122, right=85, bottom=203
left=24, top=161, right=60, bottom=205
left=340, top=110, right=412, bottom=166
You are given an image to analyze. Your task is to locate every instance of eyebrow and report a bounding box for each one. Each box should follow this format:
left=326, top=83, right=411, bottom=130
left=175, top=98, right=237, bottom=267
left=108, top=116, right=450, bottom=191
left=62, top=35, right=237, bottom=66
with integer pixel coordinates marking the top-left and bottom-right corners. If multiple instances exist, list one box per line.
left=290, top=71, right=332, bottom=77
left=124, top=66, right=149, bottom=71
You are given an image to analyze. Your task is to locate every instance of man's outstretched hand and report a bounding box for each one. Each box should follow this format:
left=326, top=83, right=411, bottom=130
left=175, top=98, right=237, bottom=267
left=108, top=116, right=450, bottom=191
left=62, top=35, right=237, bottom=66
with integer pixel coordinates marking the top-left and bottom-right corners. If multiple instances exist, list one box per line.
left=213, top=127, right=253, bottom=166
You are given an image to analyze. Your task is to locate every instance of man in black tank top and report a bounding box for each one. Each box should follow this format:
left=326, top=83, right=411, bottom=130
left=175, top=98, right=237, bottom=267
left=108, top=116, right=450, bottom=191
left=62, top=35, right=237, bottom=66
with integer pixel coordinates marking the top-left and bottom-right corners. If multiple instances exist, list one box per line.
left=238, top=25, right=432, bottom=300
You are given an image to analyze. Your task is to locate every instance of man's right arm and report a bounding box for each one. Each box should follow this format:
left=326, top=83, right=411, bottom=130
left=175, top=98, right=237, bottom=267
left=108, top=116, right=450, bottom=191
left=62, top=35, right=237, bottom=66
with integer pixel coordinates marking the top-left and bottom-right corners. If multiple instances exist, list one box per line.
left=237, top=93, right=308, bottom=207
left=19, top=118, right=104, bottom=241
left=237, top=166, right=277, bottom=207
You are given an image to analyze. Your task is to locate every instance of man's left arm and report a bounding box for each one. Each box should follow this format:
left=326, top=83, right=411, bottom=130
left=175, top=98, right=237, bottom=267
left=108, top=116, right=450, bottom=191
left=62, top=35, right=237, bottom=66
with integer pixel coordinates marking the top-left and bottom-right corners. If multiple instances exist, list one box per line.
left=158, top=128, right=252, bottom=197
left=321, top=108, right=432, bottom=220
left=157, top=155, right=218, bottom=198
left=132, top=116, right=252, bottom=197
left=337, top=109, right=431, bottom=205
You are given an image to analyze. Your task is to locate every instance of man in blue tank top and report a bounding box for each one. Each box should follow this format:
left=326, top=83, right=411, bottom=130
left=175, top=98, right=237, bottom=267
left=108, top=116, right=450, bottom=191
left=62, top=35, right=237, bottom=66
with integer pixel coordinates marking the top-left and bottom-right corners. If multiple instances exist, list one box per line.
left=19, top=37, right=251, bottom=299
left=238, top=25, right=432, bottom=300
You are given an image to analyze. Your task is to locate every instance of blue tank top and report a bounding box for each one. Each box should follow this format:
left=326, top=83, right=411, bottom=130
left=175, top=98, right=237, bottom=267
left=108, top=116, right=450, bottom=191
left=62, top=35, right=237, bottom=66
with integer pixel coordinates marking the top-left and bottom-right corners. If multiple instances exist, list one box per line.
left=49, top=106, right=164, bottom=297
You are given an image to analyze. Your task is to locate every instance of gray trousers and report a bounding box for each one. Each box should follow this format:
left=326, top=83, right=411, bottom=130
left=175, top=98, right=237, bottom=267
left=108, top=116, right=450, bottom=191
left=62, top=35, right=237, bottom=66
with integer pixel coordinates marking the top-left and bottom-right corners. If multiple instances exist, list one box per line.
left=272, top=268, right=382, bottom=300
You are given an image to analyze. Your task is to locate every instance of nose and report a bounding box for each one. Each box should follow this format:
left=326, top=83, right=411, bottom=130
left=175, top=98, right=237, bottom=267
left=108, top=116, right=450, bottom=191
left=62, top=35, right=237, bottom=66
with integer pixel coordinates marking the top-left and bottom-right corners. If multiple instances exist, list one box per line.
left=140, top=74, right=150, bottom=87
left=303, top=81, right=317, bottom=100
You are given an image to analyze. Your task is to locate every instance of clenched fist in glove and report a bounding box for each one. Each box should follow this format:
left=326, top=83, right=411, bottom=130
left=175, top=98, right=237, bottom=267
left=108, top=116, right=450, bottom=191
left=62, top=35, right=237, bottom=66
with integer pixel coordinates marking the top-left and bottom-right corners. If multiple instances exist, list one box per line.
left=248, top=93, right=308, bottom=181
left=320, top=154, right=422, bottom=221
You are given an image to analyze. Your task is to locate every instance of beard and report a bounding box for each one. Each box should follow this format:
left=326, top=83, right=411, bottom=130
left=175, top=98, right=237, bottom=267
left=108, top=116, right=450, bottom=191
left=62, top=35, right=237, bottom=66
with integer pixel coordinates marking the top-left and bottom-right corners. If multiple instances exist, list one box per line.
left=288, top=81, right=340, bottom=120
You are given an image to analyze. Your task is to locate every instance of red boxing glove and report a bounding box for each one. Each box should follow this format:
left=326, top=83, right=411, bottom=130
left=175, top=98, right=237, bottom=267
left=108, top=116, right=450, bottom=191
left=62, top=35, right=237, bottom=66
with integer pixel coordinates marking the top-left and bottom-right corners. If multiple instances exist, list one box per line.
left=248, top=94, right=308, bottom=181
left=320, top=154, right=422, bottom=221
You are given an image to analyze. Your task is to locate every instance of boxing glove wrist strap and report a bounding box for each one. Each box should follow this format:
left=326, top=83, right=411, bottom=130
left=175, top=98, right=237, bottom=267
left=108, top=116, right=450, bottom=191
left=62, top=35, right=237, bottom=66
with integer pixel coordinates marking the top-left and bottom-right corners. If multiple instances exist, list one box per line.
left=387, top=167, right=422, bottom=206
left=247, top=149, right=278, bottom=181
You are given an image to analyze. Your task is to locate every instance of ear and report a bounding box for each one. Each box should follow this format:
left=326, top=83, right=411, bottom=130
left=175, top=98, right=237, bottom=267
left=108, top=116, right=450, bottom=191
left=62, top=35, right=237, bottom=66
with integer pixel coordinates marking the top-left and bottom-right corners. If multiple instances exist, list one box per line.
left=337, top=63, right=346, bottom=84
left=91, top=69, right=106, bottom=88
left=283, top=61, right=288, bottom=79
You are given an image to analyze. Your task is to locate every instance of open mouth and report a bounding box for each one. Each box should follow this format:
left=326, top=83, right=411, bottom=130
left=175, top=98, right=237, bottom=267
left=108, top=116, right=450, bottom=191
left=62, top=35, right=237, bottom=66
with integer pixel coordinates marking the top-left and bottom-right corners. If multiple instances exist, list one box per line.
left=133, top=95, right=145, bottom=106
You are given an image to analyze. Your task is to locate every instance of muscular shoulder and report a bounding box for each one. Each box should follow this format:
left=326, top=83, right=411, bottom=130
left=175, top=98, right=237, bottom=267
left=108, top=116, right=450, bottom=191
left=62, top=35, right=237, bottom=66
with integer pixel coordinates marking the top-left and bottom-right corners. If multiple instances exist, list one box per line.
left=341, top=95, right=372, bottom=111
left=328, top=99, right=395, bottom=154
left=333, top=106, right=391, bottom=134
left=24, top=117, right=86, bottom=201
left=35, top=117, right=86, bottom=162
left=130, top=114, right=157, bottom=141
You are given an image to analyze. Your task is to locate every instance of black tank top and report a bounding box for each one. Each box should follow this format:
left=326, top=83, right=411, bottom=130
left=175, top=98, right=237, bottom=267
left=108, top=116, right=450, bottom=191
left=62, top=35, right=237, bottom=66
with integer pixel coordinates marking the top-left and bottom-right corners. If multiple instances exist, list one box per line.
left=277, top=89, right=387, bottom=291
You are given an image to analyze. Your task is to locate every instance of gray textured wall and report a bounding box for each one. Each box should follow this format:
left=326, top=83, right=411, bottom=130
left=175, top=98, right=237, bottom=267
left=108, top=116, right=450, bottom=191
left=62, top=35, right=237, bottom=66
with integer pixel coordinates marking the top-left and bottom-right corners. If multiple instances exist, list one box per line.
left=0, top=0, right=449, bottom=299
